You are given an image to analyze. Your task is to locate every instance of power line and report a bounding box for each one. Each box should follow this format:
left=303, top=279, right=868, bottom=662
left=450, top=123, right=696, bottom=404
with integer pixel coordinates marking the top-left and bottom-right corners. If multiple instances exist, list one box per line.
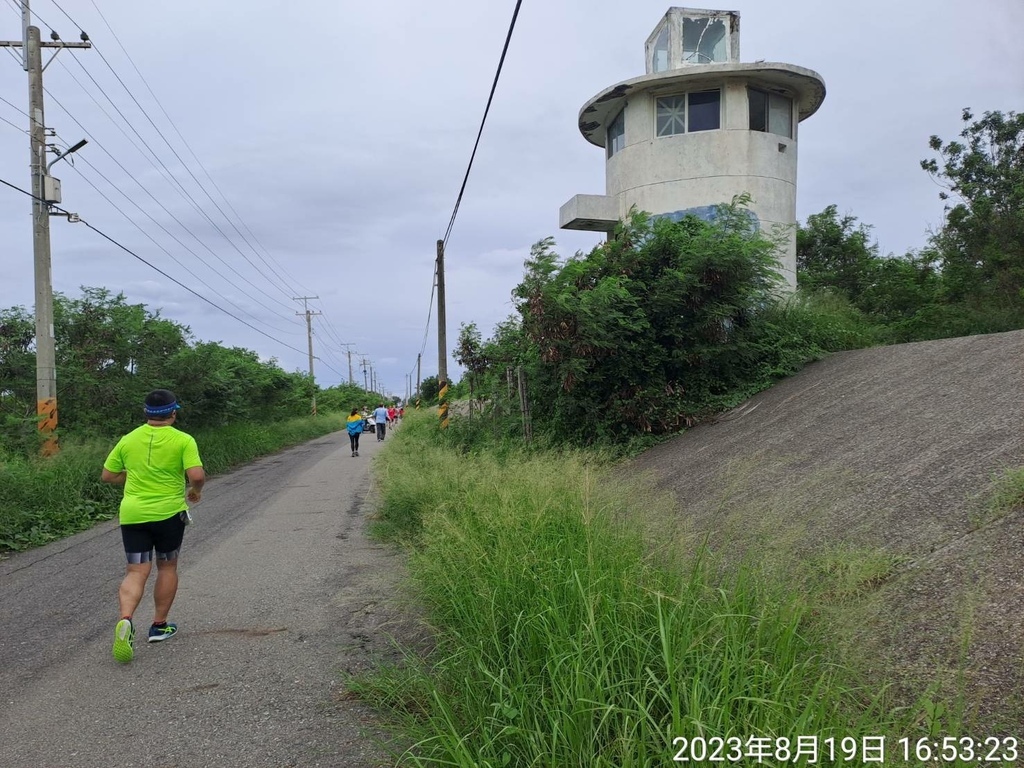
left=12, top=3, right=353, bottom=385
left=442, top=0, right=523, bottom=249
left=90, top=0, right=311, bottom=297
left=0, top=175, right=312, bottom=357
left=67, top=158, right=300, bottom=337
left=0, top=110, right=24, bottom=133
left=42, top=87, right=301, bottom=331
left=44, top=0, right=77, bottom=30
left=82, top=217, right=317, bottom=360
left=47, top=62, right=299, bottom=322
left=0, top=59, right=27, bottom=134
left=312, top=305, right=354, bottom=354
left=408, top=0, right=522, bottom=383
left=71, top=45, right=298, bottom=302
left=419, top=261, right=438, bottom=359
left=0, top=92, right=28, bottom=117
left=28, top=0, right=301, bottom=312
left=48, top=0, right=313, bottom=301
left=6, top=6, right=304, bottom=318
left=57, top=0, right=313, bottom=300
left=57, top=55, right=301, bottom=315
left=2, top=5, right=341, bottom=381
left=9, top=0, right=54, bottom=31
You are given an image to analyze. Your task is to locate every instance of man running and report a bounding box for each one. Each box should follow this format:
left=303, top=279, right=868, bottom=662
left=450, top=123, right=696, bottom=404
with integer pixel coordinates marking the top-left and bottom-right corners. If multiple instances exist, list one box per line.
left=373, top=402, right=390, bottom=441
left=101, top=389, right=205, bottom=663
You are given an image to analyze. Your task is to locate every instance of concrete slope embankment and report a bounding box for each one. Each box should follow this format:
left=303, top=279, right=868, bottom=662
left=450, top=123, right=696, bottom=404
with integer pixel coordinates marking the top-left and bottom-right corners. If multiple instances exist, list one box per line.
left=633, top=329, right=1024, bottom=725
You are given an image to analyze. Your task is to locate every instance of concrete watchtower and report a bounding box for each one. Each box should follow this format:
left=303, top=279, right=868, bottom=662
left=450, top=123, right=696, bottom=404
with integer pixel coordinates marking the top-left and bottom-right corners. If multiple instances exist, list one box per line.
left=559, top=7, right=825, bottom=288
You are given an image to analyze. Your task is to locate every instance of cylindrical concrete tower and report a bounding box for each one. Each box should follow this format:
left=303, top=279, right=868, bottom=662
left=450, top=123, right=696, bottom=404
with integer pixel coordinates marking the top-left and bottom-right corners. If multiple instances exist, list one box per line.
left=559, top=7, right=825, bottom=288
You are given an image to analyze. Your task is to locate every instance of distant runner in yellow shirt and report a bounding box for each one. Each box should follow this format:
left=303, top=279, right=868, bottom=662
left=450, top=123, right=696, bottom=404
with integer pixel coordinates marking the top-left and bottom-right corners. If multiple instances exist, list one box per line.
left=101, top=389, right=205, bottom=663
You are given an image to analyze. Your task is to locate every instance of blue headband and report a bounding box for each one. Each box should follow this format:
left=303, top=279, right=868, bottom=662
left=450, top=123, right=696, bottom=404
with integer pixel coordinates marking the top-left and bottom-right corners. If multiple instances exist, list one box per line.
left=144, top=401, right=181, bottom=416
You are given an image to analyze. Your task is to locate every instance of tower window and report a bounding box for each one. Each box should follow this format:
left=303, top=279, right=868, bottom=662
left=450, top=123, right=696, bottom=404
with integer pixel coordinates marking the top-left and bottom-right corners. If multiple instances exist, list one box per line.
left=607, top=109, right=625, bottom=158
left=656, top=90, right=721, bottom=136
left=748, top=88, right=793, bottom=139
left=688, top=90, right=721, bottom=132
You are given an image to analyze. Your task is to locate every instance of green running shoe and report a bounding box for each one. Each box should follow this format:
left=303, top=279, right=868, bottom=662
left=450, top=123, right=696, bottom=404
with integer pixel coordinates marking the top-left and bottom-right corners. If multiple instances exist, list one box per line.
left=112, top=618, right=134, bottom=663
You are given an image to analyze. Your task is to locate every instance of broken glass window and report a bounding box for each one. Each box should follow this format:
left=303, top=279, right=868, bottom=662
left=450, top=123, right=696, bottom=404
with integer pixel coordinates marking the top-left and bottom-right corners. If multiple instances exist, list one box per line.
left=682, top=17, right=727, bottom=64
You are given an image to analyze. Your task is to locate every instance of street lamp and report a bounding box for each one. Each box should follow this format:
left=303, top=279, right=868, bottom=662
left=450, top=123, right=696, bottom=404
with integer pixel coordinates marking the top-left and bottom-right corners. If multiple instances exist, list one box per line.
left=46, top=137, right=87, bottom=172
left=43, top=138, right=86, bottom=206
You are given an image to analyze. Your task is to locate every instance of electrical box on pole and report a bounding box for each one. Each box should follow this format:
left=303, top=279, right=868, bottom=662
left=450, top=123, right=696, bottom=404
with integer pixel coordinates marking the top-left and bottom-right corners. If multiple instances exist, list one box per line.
left=43, top=175, right=61, bottom=203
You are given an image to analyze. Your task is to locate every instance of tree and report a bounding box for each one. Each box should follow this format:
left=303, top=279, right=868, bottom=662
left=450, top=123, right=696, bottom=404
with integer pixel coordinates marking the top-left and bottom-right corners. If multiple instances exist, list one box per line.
left=922, top=109, right=1024, bottom=304
left=796, top=205, right=878, bottom=300
left=796, top=208, right=947, bottom=328
left=317, top=383, right=373, bottom=413
left=0, top=306, right=37, bottom=449
left=0, top=286, right=324, bottom=451
left=419, top=375, right=440, bottom=403
left=53, top=288, right=191, bottom=434
left=454, top=322, right=487, bottom=403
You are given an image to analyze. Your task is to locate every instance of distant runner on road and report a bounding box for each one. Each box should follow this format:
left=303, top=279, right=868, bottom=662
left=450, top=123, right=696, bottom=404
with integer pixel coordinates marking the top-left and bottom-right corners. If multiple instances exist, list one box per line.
left=346, top=408, right=364, bottom=457
left=373, top=403, right=389, bottom=442
left=101, top=389, right=205, bottom=663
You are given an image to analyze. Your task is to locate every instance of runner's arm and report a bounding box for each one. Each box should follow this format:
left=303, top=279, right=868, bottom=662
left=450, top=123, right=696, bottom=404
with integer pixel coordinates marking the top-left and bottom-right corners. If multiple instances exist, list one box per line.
left=101, top=468, right=126, bottom=485
left=186, top=466, right=205, bottom=502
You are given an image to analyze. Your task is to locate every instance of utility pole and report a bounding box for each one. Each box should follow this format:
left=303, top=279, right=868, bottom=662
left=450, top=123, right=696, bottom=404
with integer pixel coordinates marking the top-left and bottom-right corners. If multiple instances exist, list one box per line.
left=293, top=296, right=321, bottom=415
left=436, top=239, right=449, bottom=429
left=361, top=357, right=369, bottom=391
left=343, top=345, right=354, bottom=385
left=416, top=352, right=421, bottom=408
left=2, top=9, right=91, bottom=455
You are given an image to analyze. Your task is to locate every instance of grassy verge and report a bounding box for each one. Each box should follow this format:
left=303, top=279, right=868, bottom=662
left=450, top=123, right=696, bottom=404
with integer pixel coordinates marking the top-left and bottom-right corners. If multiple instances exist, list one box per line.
left=0, top=414, right=343, bottom=553
left=353, top=412, right=947, bottom=766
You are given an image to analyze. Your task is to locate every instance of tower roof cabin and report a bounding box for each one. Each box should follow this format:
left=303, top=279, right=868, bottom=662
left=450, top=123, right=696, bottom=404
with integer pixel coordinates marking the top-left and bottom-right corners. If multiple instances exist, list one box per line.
left=578, top=7, right=825, bottom=148
left=646, top=7, right=741, bottom=71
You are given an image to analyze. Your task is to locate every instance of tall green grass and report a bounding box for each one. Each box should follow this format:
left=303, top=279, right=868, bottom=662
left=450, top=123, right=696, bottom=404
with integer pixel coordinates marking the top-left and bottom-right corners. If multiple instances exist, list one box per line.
left=354, top=412, right=932, bottom=766
left=0, top=414, right=343, bottom=552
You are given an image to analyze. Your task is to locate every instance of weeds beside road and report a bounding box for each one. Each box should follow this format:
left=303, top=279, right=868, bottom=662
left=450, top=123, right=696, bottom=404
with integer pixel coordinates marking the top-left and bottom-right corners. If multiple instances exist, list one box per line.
left=354, top=411, right=951, bottom=766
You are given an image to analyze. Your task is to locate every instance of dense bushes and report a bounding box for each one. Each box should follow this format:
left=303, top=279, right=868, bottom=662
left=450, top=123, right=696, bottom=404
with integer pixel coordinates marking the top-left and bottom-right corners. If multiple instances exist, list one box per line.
left=454, top=201, right=863, bottom=446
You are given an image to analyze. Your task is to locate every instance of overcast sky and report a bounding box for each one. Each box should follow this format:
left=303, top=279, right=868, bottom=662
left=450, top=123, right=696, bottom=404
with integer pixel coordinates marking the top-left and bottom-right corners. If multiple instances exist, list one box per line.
left=1, top=0, right=1022, bottom=397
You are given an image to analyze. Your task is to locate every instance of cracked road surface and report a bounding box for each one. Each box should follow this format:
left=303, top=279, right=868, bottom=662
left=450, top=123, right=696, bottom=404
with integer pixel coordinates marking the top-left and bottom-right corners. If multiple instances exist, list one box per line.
left=0, top=430, right=408, bottom=767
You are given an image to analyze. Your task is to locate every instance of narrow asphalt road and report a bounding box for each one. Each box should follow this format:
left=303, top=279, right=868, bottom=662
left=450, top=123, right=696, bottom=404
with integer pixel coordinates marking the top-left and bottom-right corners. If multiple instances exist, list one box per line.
left=0, top=428, right=411, bottom=768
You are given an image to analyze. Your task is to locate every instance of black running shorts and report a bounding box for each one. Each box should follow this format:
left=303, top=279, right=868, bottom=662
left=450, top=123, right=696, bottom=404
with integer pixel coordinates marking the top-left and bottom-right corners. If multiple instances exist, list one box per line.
left=121, top=513, right=186, bottom=563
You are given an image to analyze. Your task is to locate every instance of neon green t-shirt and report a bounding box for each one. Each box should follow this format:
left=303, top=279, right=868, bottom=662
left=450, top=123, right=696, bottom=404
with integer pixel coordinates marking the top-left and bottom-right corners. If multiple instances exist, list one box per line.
left=103, top=424, right=203, bottom=524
